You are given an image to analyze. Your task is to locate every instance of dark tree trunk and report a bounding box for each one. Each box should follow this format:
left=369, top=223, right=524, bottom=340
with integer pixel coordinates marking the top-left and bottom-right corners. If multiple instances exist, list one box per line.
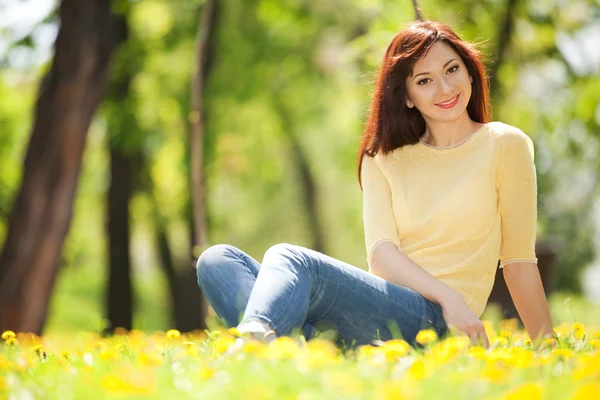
left=103, top=12, right=135, bottom=334
left=0, top=0, right=122, bottom=334
left=150, top=195, right=207, bottom=332
left=106, top=145, right=133, bottom=331
left=185, top=0, right=218, bottom=331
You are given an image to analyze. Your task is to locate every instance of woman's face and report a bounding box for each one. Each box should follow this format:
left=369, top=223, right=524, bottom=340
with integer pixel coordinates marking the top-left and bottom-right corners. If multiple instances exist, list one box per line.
left=405, top=41, right=472, bottom=124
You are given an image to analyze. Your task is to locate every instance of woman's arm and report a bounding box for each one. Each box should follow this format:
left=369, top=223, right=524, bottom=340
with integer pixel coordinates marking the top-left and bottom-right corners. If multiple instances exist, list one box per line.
left=371, top=242, right=457, bottom=304
left=372, top=242, right=490, bottom=346
left=503, top=262, right=554, bottom=342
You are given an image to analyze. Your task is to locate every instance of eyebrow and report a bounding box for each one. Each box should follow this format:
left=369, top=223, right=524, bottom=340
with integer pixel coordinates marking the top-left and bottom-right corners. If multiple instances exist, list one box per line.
left=413, top=58, right=457, bottom=79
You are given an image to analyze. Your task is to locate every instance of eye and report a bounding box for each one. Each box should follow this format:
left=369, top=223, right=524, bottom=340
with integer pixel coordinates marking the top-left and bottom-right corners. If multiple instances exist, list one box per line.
left=447, top=65, right=459, bottom=74
left=417, top=78, right=430, bottom=85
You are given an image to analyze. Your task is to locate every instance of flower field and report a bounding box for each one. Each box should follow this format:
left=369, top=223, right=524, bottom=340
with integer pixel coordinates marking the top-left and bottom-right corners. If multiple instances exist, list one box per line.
left=1, top=321, right=600, bottom=399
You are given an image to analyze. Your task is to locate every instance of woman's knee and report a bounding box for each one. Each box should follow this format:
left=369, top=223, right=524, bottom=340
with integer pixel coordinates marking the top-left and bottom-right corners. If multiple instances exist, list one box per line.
left=196, top=244, right=239, bottom=283
left=263, top=243, right=307, bottom=269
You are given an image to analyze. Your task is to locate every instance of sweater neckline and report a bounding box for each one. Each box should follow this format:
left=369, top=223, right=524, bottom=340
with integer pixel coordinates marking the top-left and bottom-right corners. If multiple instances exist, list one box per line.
left=417, top=123, right=489, bottom=151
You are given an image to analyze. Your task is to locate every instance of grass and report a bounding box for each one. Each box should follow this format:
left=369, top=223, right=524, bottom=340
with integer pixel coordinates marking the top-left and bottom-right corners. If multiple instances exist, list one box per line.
left=1, top=266, right=598, bottom=399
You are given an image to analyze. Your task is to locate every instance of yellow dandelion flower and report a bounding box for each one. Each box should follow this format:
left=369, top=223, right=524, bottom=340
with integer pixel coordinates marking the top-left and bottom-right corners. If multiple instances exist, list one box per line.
left=407, top=359, right=427, bottom=380
left=99, top=348, right=117, bottom=360
left=93, top=341, right=107, bottom=351
left=241, top=340, right=265, bottom=355
left=589, top=339, right=600, bottom=348
left=572, top=382, right=600, bottom=400
left=503, top=382, right=543, bottom=400
left=199, top=365, right=216, bottom=380
left=468, top=346, right=486, bottom=360
left=1, top=331, right=16, bottom=340
left=139, top=351, right=163, bottom=366
left=382, top=339, right=410, bottom=361
left=572, top=353, right=600, bottom=380
left=572, top=322, right=585, bottom=332
left=31, top=344, right=43, bottom=353
left=5, top=337, right=17, bottom=346
left=166, top=329, right=181, bottom=340
left=265, top=337, right=300, bottom=359
left=415, top=329, right=438, bottom=345
left=373, top=379, right=416, bottom=400
left=227, top=327, right=241, bottom=337
left=493, top=336, right=509, bottom=347
left=552, top=348, right=574, bottom=359
left=213, top=337, right=235, bottom=354
left=542, top=337, right=557, bottom=348
left=483, top=361, right=506, bottom=383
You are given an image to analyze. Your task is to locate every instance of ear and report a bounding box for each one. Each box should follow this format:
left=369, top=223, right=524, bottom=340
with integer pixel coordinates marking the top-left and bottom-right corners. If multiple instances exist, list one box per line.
left=406, top=99, right=414, bottom=108
left=469, top=75, right=473, bottom=83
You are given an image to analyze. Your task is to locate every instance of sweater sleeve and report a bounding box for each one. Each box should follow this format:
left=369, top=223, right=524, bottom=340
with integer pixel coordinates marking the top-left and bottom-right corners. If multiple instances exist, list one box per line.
left=497, top=129, right=538, bottom=266
left=361, top=155, right=401, bottom=267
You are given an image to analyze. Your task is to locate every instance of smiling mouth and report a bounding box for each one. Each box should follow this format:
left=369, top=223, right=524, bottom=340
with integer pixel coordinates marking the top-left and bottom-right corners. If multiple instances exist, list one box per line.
left=436, top=94, right=460, bottom=109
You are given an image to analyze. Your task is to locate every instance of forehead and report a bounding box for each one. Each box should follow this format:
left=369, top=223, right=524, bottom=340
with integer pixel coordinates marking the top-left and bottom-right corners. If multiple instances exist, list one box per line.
left=412, top=41, right=461, bottom=73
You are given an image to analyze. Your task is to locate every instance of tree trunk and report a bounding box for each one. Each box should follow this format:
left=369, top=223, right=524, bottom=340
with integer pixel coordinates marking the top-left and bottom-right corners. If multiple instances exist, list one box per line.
left=103, top=12, right=135, bottom=334
left=186, top=0, right=217, bottom=330
left=190, top=0, right=216, bottom=251
left=0, top=0, right=122, bottom=334
left=489, top=0, right=518, bottom=97
left=106, top=145, right=134, bottom=331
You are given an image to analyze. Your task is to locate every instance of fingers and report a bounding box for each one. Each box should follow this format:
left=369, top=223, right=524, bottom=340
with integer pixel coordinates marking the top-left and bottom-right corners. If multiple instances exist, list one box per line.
left=479, top=330, right=490, bottom=348
left=465, top=323, right=489, bottom=348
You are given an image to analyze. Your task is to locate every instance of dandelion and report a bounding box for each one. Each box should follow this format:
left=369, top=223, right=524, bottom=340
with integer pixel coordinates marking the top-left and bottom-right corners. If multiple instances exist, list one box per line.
left=265, top=337, right=300, bottom=360
left=166, top=329, right=181, bottom=340
left=382, top=339, right=410, bottom=361
left=542, top=337, right=557, bottom=348
left=572, top=382, right=600, bottom=400
left=5, top=337, right=17, bottom=346
left=227, top=327, right=241, bottom=337
left=571, top=322, right=586, bottom=340
left=415, top=329, right=438, bottom=345
left=31, top=344, right=43, bottom=354
left=1, top=331, right=16, bottom=341
left=198, top=365, right=216, bottom=380
left=503, top=382, right=544, bottom=400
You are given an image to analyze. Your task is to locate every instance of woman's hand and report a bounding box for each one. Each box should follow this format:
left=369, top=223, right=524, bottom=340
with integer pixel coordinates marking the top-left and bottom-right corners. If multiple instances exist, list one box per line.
left=439, top=292, right=489, bottom=348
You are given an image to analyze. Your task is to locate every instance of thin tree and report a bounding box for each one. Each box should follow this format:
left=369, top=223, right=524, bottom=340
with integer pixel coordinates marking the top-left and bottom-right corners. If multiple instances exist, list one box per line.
left=0, top=0, right=123, bottom=333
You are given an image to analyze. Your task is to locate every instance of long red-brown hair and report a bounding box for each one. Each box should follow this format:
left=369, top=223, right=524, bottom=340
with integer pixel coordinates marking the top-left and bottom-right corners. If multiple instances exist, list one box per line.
left=358, top=20, right=491, bottom=188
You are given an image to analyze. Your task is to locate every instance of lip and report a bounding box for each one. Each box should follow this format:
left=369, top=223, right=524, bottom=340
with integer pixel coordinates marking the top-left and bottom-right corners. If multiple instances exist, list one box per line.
left=436, top=94, right=460, bottom=109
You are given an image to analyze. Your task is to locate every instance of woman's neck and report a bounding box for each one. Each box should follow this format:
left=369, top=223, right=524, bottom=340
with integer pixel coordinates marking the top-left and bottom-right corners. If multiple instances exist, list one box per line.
left=421, top=116, right=482, bottom=147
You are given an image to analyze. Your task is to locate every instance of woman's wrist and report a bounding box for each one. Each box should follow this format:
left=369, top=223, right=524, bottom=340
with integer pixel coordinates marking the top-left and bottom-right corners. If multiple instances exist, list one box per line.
left=435, top=286, right=462, bottom=308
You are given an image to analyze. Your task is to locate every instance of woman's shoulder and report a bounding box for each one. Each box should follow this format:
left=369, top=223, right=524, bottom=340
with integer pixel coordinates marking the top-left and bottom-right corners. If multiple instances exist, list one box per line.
left=486, top=121, right=535, bottom=156
left=486, top=121, right=532, bottom=142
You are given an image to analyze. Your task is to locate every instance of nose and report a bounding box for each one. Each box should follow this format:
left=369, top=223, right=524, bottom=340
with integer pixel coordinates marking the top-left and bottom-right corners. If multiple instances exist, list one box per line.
left=438, top=76, right=453, bottom=96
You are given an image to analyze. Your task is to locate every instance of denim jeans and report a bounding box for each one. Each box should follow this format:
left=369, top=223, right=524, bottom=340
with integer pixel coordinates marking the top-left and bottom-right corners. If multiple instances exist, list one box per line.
left=196, top=243, right=447, bottom=347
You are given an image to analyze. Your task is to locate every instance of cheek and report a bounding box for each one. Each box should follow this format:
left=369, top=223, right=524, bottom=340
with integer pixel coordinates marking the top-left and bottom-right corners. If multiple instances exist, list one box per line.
left=411, top=87, right=436, bottom=107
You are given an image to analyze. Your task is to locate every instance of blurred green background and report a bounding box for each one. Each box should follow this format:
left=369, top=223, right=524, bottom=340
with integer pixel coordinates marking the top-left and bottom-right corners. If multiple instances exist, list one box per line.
left=0, top=0, right=599, bottom=333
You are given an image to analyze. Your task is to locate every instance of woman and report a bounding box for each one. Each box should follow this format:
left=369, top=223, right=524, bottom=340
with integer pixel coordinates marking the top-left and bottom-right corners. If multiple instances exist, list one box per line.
left=196, top=20, right=554, bottom=348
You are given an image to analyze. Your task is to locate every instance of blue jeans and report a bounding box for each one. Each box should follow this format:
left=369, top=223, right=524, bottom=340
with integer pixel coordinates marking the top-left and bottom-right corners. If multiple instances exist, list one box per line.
left=196, top=243, right=447, bottom=347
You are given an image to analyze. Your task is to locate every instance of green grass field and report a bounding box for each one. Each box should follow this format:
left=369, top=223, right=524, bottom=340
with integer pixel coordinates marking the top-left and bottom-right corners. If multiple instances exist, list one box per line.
left=1, top=266, right=599, bottom=399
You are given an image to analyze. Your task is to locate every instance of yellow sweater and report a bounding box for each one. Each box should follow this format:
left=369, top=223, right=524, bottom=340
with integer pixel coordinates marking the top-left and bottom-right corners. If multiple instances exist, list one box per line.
left=361, top=122, right=538, bottom=317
